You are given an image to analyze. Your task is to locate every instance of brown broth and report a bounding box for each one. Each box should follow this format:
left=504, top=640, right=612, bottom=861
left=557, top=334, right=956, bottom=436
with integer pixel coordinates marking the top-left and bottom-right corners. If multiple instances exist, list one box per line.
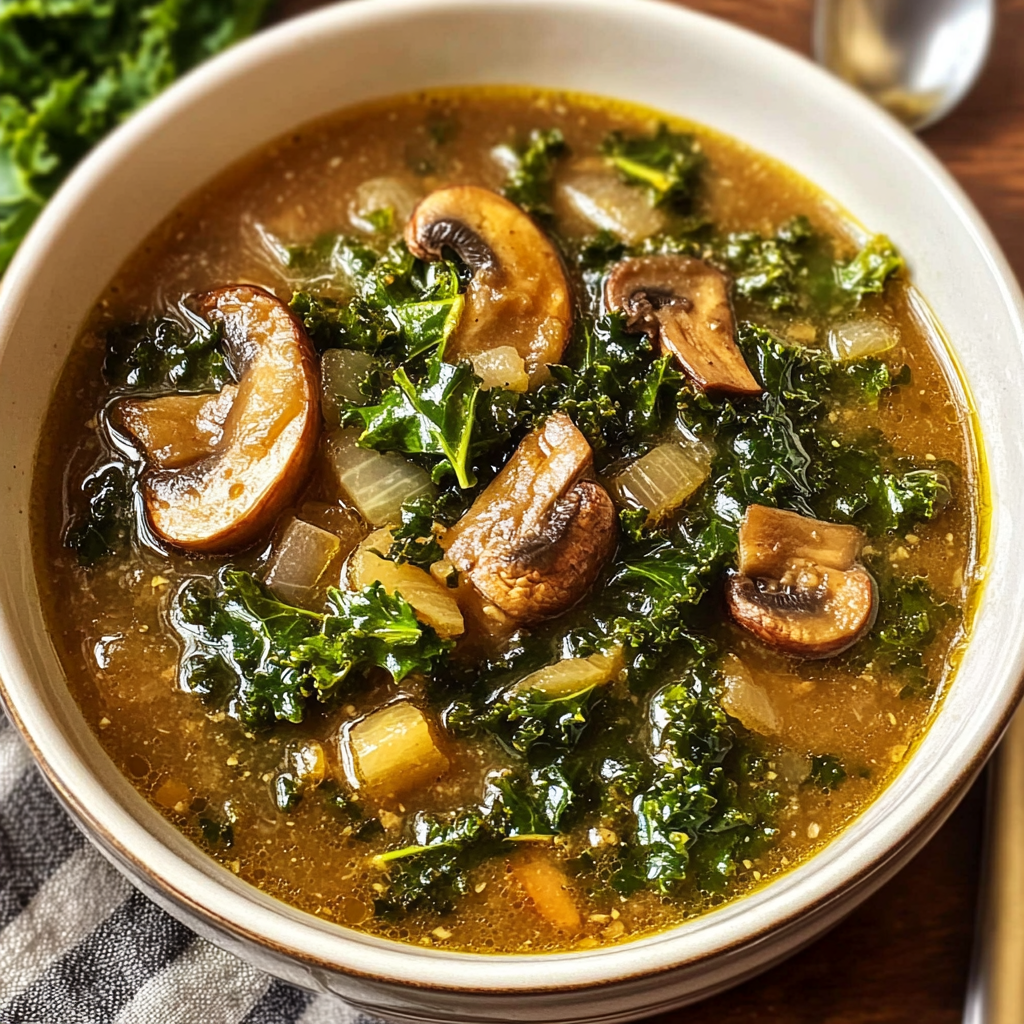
left=31, top=87, right=983, bottom=955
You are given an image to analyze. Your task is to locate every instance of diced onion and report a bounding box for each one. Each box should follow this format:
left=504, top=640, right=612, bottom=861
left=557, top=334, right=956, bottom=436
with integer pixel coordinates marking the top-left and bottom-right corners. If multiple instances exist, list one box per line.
left=346, top=702, right=449, bottom=798
left=827, top=316, right=899, bottom=362
left=558, top=171, right=665, bottom=245
left=326, top=429, right=435, bottom=526
left=470, top=346, right=529, bottom=392
left=610, top=437, right=711, bottom=523
left=349, top=530, right=464, bottom=638
left=285, top=740, right=327, bottom=788
left=321, top=348, right=375, bottom=424
left=511, top=649, right=624, bottom=698
left=349, top=177, right=421, bottom=235
left=719, top=654, right=780, bottom=736
left=265, top=517, right=342, bottom=604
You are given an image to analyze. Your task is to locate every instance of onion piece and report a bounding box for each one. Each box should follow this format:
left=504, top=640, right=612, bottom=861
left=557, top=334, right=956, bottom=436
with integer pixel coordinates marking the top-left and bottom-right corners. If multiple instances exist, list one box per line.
left=321, top=348, right=375, bottom=425
left=511, top=649, right=624, bottom=699
left=349, top=177, right=421, bottom=235
left=326, top=429, right=435, bottom=526
left=827, top=316, right=900, bottom=362
left=345, top=701, right=449, bottom=799
left=265, top=517, right=342, bottom=605
left=558, top=171, right=665, bottom=245
left=470, top=346, right=529, bottom=392
left=719, top=653, right=780, bottom=736
left=349, top=529, right=464, bottom=638
left=609, top=435, right=711, bottom=523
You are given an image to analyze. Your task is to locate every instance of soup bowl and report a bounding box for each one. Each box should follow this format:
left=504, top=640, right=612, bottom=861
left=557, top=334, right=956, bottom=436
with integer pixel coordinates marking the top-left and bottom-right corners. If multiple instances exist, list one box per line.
left=1, top=0, right=1023, bottom=1020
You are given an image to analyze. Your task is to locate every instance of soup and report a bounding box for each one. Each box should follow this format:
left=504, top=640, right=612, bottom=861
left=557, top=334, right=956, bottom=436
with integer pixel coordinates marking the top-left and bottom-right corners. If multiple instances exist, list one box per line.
left=32, top=88, right=982, bottom=954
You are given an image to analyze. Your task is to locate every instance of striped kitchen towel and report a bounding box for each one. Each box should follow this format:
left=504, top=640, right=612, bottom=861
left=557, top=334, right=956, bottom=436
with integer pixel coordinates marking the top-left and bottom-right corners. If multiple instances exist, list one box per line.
left=0, top=712, right=375, bottom=1024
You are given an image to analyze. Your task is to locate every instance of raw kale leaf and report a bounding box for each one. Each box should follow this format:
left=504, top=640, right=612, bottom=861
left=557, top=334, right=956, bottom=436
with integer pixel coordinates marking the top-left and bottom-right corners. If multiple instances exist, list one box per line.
left=721, top=216, right=814, bottom=311
left=0, top=0, right=269, bottom=272
left=807, top=754, right=847, bottom=792
left=171, top=569, right=452, bottom=728
left=103, top=306, right=229, bottom=393
left=386, top=496, right=444, bottom=569
left=341, top=359, right=481, bottom=489
left=601, top=124, right=705, bottom=210
left=493, top=127, right=567, bottom=219
left=62, top=459, right=137, bottom=566
left=835, top=234, right=904, bottom=300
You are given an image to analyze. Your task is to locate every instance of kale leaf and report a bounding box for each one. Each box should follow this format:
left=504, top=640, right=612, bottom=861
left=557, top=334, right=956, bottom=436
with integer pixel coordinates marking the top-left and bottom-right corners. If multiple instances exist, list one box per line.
left=171, top=569, right=452, bottom=728
left=448, top=677, right=606, bottom=756
left=0, top=0, right=269, bottom=272
left=807, top=754, right=847, bottom=792
left=836, top=234, right=904, bottom=300
left=341, top=359, right=482, bottom=489
left=62, top=460, right=137, bottom=566
left=721, top=216, right=815, bottom=311
left=103, top=306, right=229, bottom=393
left=387, top=496, right=445, bottom=569
left=526, top=312, right=680, bottom=452
left=288, top=241, right=464, bottom=360
left=493, top=128, right=567, bottom=219
left=601, top=124, right=705, bottom=210
left=860, top=573, right=959, bottom=698
left=372, top=809, right=498, bottom=916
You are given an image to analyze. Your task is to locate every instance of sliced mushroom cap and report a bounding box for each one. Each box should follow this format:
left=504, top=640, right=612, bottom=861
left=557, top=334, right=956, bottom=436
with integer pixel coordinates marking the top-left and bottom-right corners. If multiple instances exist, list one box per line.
left=604, top=255, right=761, bottom=396
left=725, top=504, right=877, bottom=658
left=405, top=186, right=572, bottom=383
left=443, top=413, right=617, bottom=625
left=124, top=285, right=320, bottom=553
left=116, top=385, right=237, bottom=469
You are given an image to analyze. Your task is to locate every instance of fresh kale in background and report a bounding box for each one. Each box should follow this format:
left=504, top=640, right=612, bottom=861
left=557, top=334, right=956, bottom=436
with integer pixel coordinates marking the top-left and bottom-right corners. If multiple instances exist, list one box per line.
left=493, top=127, right=567, bottom=219
left=601, top=124, right=705, bottom=210
left=0, top=0, right=271, bottom=272
left=103, top=305, right=230, bottom=393
left=172, top=568, right=452, bottom=729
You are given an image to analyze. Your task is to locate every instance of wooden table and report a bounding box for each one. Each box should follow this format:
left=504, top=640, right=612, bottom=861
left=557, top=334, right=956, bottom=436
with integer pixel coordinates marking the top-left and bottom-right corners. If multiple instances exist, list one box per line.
left=272, top=1, right=1024, bottom=1018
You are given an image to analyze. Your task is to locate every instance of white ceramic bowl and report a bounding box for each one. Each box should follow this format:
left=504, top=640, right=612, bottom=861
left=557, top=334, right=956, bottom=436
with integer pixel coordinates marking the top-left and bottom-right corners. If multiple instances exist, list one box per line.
left=2, top=1, right=1023, bottom=1020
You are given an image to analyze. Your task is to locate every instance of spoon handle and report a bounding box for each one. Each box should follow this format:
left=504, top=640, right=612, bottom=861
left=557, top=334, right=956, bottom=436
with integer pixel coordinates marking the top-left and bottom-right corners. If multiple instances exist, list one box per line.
left=964, top=710, right=1024, bottom=1024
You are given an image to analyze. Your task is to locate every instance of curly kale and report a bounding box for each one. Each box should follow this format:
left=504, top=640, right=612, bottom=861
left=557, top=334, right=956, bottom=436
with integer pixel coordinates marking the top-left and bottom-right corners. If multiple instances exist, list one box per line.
left=493, top=127, right=567, bottom=219
left=103, top=306, right=229, bottom=393
left=171, top=569, right=452, bottom=728
left=0, top=0, right=270, bottom=272
left=601, top=124, right=705, bottom=210
left=62, top=460, right=137, bottom=566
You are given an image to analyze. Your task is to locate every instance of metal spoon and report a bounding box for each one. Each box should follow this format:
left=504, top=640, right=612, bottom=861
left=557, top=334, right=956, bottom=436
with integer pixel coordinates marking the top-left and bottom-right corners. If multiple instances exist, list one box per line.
left=813, top=0, right=994, bottom=130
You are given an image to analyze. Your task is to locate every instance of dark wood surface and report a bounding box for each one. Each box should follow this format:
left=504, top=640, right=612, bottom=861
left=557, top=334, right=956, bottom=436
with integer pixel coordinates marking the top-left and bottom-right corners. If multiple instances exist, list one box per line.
left=270, top=1, right=1024, bottom=1019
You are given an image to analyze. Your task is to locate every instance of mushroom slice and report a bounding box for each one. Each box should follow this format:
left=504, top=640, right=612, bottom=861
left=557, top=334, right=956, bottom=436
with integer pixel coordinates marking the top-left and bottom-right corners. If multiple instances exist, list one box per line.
left=604, top=255, right=761, bottom=396
left=405, top=185, right=572, bottom=383
left=443, top=413, right=617, bottom=625
left=725, top=505, right=877, bottom=659
left=117, top=385, right=237, bottom=469
left=132, top=285, right=320, bottom=553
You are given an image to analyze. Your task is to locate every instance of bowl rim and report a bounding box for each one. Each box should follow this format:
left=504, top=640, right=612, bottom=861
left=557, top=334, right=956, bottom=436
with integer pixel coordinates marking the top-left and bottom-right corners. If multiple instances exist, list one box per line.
left=1, top=0, right=1023, bottom=997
